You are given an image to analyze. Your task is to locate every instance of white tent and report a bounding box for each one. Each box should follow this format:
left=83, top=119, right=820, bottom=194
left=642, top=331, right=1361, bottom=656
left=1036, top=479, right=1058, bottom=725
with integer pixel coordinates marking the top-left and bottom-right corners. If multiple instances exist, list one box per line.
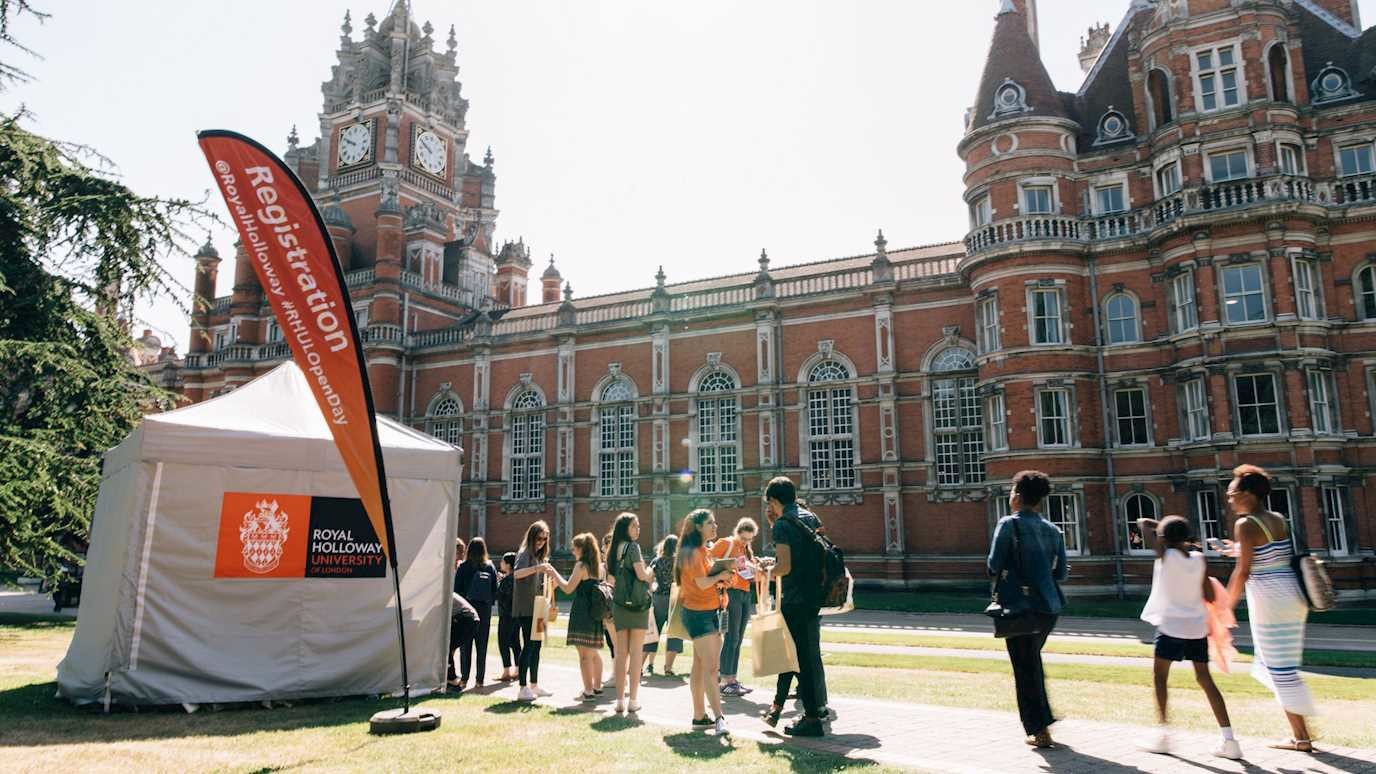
left=57, top=362, right=462, bottom=707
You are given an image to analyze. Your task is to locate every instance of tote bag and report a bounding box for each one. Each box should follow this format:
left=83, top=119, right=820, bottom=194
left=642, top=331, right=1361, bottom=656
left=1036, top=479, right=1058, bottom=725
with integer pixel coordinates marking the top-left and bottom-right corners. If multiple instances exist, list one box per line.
left=643, top=604, right=660, bottom=645
left=751, top=576, right=799, bottom=678
left=664, top=584, right=691, bottom=641
left=532, top=574, right=555, bottom=641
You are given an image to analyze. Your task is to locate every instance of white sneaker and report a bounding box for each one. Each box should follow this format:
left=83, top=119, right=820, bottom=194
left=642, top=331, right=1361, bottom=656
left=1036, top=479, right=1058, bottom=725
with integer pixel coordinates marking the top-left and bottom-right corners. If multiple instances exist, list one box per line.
left=714, top=716, right=728, bottom=735
left=1139, top=729, right=1171, bottom=754
left=533, top=685, right=553, bottom=697
left=1213, top=740, right=1243, bottom=760
left=517, top=686, right=537, bottom=702
left=627, top=700, right=642, bottom=713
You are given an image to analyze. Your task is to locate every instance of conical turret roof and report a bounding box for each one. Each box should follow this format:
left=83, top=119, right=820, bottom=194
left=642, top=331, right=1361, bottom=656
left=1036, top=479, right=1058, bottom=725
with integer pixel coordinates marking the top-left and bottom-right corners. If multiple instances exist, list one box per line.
left=968, top=2, right=1071, bottom=133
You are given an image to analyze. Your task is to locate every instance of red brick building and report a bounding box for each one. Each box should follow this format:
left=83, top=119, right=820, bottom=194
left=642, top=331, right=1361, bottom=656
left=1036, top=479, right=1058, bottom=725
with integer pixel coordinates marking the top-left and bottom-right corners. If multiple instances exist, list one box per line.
left=178, top=1, right=1375, bottom=591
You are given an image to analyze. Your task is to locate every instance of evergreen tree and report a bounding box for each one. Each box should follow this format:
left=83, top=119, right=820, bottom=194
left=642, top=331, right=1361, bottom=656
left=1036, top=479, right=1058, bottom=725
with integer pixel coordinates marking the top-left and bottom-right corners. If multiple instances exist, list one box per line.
left=0, top=0, right=212, bottom=584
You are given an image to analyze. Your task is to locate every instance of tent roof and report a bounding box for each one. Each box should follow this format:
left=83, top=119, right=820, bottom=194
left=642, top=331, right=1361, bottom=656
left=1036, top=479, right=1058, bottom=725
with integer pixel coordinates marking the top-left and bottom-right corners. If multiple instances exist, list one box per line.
left=108, top=362, right=461, bottom=479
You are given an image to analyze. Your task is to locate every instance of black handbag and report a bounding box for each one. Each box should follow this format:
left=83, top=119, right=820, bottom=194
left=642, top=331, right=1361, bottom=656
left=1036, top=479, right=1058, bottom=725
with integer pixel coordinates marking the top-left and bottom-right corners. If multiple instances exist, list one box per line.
left=984, top=519, right=1043, bottom=639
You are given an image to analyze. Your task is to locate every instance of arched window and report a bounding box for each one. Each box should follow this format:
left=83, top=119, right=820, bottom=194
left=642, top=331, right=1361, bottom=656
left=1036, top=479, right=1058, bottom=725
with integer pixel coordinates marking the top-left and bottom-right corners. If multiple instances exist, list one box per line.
left=806, top=360, right=857, bottom=490
left=597, top=378, right=636, bottom=497
left=1123, top=493, right=1158, bottom=553
left=1357, top=266, right=1376, bottom=320
left=695, top=371, right=740, bottom=494
left=1105, top=293, right=1140, bottom=344
left=930, top=347, right=983, bottom=486
left=1147, top=69, right=1174, bottom=128
left=426, top=395, right=462, bottom=446
left=1268, top=44, right=1290, bottom=103
left=508, top=389, right=545, bottom=500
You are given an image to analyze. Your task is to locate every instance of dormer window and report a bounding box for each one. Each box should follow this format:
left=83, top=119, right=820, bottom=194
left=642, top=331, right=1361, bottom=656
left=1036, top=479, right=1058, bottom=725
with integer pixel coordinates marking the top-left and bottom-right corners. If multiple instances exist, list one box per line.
left=1312, top=63, right=1360, bottom=104
left=1095, top=109, right=1132, bottom=145
left=990, top=79, right=1029, bottom=118
left=1193, top=44, right=1243, bottom=112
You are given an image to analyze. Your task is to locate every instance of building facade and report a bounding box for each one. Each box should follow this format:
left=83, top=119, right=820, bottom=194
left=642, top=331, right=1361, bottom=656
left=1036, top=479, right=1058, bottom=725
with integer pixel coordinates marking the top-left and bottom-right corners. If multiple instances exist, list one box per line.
left=177, top=0, right=1376, bottom=590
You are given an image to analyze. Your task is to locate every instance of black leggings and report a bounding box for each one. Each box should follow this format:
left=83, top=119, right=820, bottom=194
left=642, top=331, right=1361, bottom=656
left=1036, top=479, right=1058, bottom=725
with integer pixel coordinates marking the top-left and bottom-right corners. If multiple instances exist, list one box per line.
left=460, top=603, right=492, bottom=683
left=498, top=614, right=522, bottom=669
left=518, top=616, right=542, bottom=686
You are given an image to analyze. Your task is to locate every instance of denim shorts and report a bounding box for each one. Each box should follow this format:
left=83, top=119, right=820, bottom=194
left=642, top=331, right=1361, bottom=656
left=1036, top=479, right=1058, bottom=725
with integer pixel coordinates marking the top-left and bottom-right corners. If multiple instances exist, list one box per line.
left=681, top=607, right=721, bottom=639
left=1154, top=632, right=1208, bottom=663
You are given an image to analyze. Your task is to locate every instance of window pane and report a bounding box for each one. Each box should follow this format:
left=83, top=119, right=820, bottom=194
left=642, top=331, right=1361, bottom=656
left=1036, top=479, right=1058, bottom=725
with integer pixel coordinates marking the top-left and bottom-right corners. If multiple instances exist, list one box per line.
left=1198, top=51, right=1212, bottom=70
left=1324, top=488, right=1349, bottom=554
left=1198, top=490, right=1222, bottom=546
left=1218, top=48, right=1233, bottom=66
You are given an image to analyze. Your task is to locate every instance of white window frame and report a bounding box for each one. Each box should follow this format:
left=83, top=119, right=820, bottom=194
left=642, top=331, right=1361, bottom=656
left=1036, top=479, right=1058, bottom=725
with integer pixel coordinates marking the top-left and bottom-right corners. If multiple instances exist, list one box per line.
left=1123, top=493, right=1159, bottom=555
left=1277, top=141, right=1305, bottom=176
left=1234, top=372, right=1283, bottom=437
left=1322, top=486, right=1350, bottom=556
left=353, top=303, right=370, bottom=330
left=1154, top=161, right=1182, bottom=197
left=1045, top=493, right=1083, bottom=556
left=806, top=360, right=859, bottom=491
left=595, top=379, right=637, bottom=498
left=1113, top=386, right=1152, bottom=447
left=1192, top=42, right=1244, bottom=113
left=1357, top=265, right=1376, bottom=321
left=970, top=195, right=992, bottom=228
left=507, top=389, right=546, bottom=501
left=1307, top=369, right=1339, bottom=436
left=986, top=392, right=1009, bottom=451
left=1291, top=255, right=1322, bottom=321
left=977, top=295, right=1001, bottom=354
left=213, top=326, right=229, bottom=350
left=266, top=319, right=282, bottom=343
left=1338, top=141, right=1375, bottom=177
left=1196, top=488, right=1223, bottom=554
left=1205, top=147, right=1251, bottom=183
left=1093, top=182, right=1127, bottom=215
left=1220, top=263, right=1269, bottom=325
left=931, top=357, right=984, bottom=486
left=1036, top=387, right=1073, bottom=448
left=1104, top=293, right=1140, bottom=345
left=1020, top=182, right=1056, bottom=215
left=1028, top=286, right=1066, bottom=346
left=1169, top=270, right=1198, bottom=334
left=1183, top=377, right=1211, bottom=442
left=694, top=371, right=741, bottom=494
left=425, top=394, right=463, bottom=447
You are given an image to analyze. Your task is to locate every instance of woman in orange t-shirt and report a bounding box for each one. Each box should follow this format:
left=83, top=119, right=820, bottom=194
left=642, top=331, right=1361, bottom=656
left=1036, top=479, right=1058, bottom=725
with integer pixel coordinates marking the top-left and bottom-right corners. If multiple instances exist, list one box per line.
left=710, top=517, right=760, bottom=696
left=677, top=508, right=734, bottom=733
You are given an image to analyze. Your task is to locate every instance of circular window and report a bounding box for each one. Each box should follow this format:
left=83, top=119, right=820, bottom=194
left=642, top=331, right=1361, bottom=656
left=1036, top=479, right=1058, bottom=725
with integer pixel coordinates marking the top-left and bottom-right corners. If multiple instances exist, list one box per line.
left=1103, top=115, right=1123, bottom=136
left=999, top=86, right=1019, bottom=106
left=1322, top=71, right=1344, bottom=93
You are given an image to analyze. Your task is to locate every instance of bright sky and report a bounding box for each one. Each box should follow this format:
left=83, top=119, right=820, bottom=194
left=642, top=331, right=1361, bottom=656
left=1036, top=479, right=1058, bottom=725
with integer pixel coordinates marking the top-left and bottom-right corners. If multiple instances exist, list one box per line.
left=10, top=0, right=1376, bottom=349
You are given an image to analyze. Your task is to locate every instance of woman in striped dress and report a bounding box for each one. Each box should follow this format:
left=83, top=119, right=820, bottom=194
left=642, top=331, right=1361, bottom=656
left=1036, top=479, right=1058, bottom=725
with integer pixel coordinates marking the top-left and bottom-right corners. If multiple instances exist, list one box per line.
left=1222, top=464, right=1317, bottom=752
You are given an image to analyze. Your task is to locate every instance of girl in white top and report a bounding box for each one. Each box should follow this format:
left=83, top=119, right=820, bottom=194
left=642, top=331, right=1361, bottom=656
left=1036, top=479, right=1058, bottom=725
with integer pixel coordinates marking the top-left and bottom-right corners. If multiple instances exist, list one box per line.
left=1137, top=515, right=1241, bottom=761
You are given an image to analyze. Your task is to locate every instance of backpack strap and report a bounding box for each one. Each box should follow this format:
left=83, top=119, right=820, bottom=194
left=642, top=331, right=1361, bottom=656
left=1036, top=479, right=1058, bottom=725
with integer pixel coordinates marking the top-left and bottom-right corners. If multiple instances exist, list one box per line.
left=1246, top=514, right=1277, bottom=544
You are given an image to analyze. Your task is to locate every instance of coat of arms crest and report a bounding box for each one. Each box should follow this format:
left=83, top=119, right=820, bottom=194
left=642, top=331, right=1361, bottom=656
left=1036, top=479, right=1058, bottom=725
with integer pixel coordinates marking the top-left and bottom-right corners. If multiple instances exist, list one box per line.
left=240, top=499, right=290, bottom=573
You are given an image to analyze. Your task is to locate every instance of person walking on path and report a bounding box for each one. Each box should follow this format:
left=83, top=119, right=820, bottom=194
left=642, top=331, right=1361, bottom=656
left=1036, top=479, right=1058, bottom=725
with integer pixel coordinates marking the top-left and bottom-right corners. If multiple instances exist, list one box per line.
left=446, top=592, right=480, bottom=690
left=1136, top=515, right=1242, bottom=760
left=607, top=512, right=655, bottom=713
left=711, top=517, right=760, bottom=697
left=678, top=508, right=734, bottom=734
left=643, top=535, right=683, bottom=676
left=547, top=533, right=608, bottom=703
left=513, top=520, right=556, bottom=702
left=987, top=470, right=1067, bottom=749
left=1220, top=464, right=1319, bottom=752
left=452, top=537, right=498, bottom=690
left=496, top=551, right=521, bottom=683
left=763, top=477, right=829, bottom=738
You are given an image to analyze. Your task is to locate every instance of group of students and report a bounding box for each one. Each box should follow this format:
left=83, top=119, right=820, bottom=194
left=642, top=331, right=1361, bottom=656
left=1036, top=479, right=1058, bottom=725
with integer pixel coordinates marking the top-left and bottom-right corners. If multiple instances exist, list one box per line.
left=445, top=475, right=832, bottom=737
left=989, top=465, right=1322, bottom=760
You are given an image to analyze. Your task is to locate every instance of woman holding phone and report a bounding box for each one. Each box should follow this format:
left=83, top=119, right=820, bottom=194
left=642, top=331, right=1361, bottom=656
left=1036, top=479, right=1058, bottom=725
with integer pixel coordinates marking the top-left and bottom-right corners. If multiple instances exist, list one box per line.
left=677, top=508, right=734, bottom=734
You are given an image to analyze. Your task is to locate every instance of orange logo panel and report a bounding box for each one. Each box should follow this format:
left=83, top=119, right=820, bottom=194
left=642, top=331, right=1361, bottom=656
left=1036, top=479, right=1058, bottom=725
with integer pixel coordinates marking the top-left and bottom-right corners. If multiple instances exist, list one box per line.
left=214, top=492, right=311, bottom=578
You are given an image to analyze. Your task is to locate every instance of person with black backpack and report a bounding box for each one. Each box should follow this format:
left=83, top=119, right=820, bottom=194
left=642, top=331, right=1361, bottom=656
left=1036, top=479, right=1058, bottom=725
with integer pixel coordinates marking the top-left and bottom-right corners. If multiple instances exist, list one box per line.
left=607, top=512, right=655, bottom=714
left=762, top=476, right=829, bottom=738
left=453, top=537, right=499, bottom=689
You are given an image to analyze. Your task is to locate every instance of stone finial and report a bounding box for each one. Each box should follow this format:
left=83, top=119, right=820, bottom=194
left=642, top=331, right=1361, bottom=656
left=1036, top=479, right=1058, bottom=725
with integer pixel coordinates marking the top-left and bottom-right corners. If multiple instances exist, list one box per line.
left=364, top=12, right=377, bottom=33
left=543, top=253, right=561, bottom=278
left=341, top=10, right=353, bottom=36
left=655, top=265, right=667, bottom=288
left=447, top=24, right=457, bottom=52
left=563, top=282, right=573, bottom=302
left=874, top=228, right=887, bottom=255
left=196, top=235, right=220, bottom=260
left=871, top=228, right=894, bottom=283
left=484, top=146, right=494, bottom=167
left=287, top=125, right=299, bottom=150
left=422, top=20, right=434, bottom=37
left=758, top=248, right=770, bottom=273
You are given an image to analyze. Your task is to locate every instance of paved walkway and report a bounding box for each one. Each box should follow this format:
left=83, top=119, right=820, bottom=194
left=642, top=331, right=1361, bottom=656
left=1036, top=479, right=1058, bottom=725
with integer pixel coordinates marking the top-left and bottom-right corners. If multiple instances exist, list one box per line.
left=467, top=654, right=1376, bottom=773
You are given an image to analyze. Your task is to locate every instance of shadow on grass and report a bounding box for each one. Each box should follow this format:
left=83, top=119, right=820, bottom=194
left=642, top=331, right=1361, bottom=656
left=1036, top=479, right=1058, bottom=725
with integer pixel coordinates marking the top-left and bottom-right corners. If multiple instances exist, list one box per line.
left=482, top=700, right=541, bottom=715
left=0, top=613, right=76, bottom=628
left=0, top=680, right=422, bottom=748
left=753, top=740, right=882, bottom=772
left=663, top=731, right=734, bottom=760
left=590, top=714, right=643, bottom=732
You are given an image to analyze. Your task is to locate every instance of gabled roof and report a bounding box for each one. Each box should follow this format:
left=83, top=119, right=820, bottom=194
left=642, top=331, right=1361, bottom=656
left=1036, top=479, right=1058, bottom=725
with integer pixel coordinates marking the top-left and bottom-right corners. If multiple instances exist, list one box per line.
left=1071, top=5, right=1143, bottom=151
left=967, top=2, right=1072, bottom=132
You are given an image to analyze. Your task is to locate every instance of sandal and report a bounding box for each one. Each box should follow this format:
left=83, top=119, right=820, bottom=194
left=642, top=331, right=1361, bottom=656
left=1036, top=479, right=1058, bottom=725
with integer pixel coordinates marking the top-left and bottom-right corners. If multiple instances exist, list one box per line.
left=1268, top=739, right=1315, bottom=753
left=762, top=704, right=782, bottom=727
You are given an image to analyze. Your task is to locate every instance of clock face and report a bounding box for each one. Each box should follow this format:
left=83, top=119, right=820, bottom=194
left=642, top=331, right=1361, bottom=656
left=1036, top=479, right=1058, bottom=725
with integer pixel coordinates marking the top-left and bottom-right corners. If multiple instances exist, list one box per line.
left=337, top=122, right=372, bottom=168
left=413, top=129, right=447, bottom=176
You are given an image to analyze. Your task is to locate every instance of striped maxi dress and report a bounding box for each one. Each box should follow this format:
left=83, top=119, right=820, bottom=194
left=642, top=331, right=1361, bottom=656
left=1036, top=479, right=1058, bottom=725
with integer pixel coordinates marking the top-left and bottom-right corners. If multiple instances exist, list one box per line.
left=1243, top=514, right=1317, bottom=717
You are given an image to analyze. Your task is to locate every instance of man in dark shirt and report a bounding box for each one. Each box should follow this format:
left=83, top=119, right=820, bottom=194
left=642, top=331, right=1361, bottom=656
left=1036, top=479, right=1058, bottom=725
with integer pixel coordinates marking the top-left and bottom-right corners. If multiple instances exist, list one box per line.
left=764, top=476, right=828, bottom=738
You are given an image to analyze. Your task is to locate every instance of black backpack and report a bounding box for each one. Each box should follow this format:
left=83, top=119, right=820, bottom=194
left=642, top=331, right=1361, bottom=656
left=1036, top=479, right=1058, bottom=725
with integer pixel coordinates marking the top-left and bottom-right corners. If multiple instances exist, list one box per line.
left=466, top=563, right=496, bottom=604
left=783, top=513, right=850, bottom=609
left=584, top=579, right=614, bottom=621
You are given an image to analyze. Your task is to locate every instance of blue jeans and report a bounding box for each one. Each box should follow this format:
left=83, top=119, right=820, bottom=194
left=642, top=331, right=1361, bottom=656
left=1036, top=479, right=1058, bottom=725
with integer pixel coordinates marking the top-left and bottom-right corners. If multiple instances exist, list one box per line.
left=719, top=587, right=753, bottom=677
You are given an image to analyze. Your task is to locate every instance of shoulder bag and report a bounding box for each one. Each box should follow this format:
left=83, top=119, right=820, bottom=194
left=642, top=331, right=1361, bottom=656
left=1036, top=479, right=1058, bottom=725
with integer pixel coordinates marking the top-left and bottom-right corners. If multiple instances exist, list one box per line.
left=613, top=543, right=652, bottom=612
left=984, top=518, right=1043, bottom=639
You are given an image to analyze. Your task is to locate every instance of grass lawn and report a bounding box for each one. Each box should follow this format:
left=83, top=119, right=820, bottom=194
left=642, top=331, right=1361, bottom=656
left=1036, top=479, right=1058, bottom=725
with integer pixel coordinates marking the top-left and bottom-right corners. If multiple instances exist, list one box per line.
left=854, top=589, right=1376, bottom=626
left=0, top=620, right=887, bottom=773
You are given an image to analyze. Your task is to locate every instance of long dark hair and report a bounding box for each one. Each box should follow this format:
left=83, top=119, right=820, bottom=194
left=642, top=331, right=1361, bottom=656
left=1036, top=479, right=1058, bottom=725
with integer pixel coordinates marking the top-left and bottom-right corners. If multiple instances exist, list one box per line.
left=675, top=508, right=713, bottom=579
left=463, top=536, right=489, bottom=565
left=572, top=532, right=601, bottom=578
left=658, top=534, right=678, bottom=562
left=608, top=512, right=637, bottom=575
left=519, top=520, right=550, bottom=561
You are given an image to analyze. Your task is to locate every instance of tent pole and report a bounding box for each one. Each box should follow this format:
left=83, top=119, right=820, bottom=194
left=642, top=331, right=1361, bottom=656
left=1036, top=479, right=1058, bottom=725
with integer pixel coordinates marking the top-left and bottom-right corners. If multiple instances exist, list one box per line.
left=390, top=555, right=411, bottom=713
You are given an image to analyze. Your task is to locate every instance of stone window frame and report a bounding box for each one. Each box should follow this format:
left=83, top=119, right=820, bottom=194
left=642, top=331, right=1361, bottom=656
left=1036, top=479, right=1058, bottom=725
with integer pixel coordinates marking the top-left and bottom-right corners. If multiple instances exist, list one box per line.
left=1290, top=252, right=1324, bottom=322
left=1178, top=375, right=1212, bottom=443
left=502, top=382, right=548, bottom=502
left=1201, top=141, right=1254, bottom=184
left=1230, top=370, right=1286, bottom=439
left=796, top=352, right=862, bottom=492
left=1263, top=40, right=1295, bottom=105
left=1145, top=66, right=1176, bottom=131
left=590, top=370, right=640, bottom=499
left=926, top=346, right=984, bottom=487
left=1190, top=39, right=1247, bottom=114
left=1017, top=177, right=1060, bottom=216
left=976, top=291, right=1001, bottom=354
left=1110, top=382, right=1153, bottom=448
left=1351, top=262, right=1376, bottom=321
left=1166, top=266, right=1199, bottom=334
left=424, top=387, right=464, bottom=447
left=1334, top=136, right=1376, bottom=178
left=1045, top=492, right=1085, bottom=557
left=1025, top=281, right=1069, bottom=346
left=1103, top=290, right=1141, bottom=346
left=1192, top=485, right=1224, bottom=555
left=1275, top=137, right=1306, bottom=176
left=1153, top=156, right=1183, bottom=199
left=688, top=364, right=744, bottom=495
left=985, top=390, right=1009, bottom=452
left=1122, top=491, right=1160, bottom=555
left=969, top=193, right=992, bottom=228
left=1216, top=260, right=1271, bottom=327
left=1034, top=382, right=1077, bottom=449
left=1322, top=485, right=1352, bottom=556
left=1305, top=367, right=1340, bottom=437
left=1090, top=177, right=1130, bottom=216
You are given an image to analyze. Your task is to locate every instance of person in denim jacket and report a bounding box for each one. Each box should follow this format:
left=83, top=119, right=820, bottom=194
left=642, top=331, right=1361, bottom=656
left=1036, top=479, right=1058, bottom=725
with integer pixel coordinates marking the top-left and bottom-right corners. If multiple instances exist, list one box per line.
left=987, top=470, right=1068, bottom=749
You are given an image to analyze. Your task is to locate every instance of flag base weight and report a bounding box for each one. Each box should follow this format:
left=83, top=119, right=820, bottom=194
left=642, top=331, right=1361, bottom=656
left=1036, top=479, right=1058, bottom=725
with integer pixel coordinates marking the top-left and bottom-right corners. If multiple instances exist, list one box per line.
left=369, top=707, right=442, bottom=734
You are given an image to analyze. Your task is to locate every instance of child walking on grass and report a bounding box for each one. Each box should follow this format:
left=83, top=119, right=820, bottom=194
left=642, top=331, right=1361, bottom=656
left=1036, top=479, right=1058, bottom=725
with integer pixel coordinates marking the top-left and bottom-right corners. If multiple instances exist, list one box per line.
left=1137, top=515, right=1242, bottom=761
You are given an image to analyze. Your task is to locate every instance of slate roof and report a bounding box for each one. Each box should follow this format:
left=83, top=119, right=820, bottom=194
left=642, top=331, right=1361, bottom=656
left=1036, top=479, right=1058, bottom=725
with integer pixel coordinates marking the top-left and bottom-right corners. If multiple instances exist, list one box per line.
left=967, top=4, right=1072, bottom=132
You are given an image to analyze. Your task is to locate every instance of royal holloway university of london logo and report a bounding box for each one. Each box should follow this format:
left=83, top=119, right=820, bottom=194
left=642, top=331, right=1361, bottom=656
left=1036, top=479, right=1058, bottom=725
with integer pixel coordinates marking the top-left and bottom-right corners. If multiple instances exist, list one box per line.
left=240, top=499, right=290, bottom=574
